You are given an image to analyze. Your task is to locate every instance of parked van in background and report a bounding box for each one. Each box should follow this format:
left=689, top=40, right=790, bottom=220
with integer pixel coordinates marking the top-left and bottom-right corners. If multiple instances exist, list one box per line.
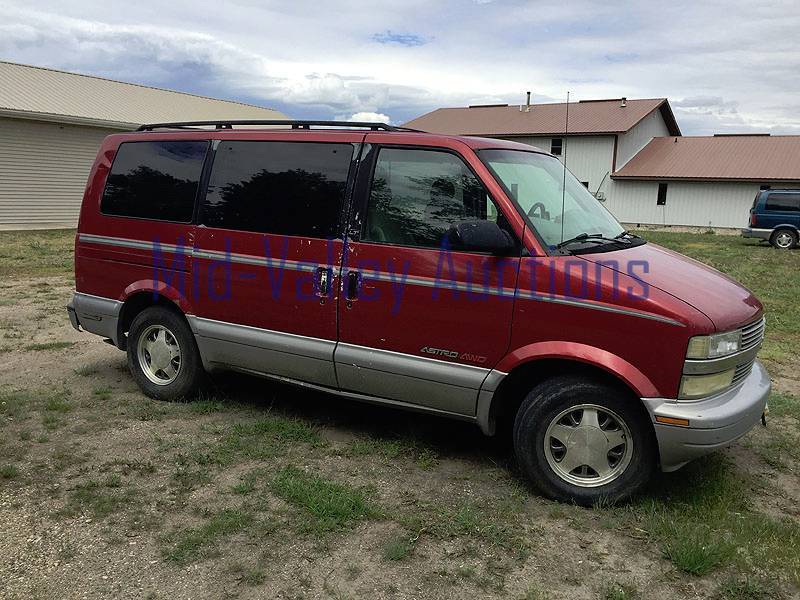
left=68, top=120, right=770, bottom=505
left=743, top=189, right=800, bottom=248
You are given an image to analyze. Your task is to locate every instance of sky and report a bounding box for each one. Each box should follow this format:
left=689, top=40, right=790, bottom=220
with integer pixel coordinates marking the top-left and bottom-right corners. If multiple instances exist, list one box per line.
left=1, top=0, right=799, bottom=135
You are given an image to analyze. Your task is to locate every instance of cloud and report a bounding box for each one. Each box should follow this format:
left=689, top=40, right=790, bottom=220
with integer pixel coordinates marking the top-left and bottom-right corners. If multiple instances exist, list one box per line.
left=372, top=31, right=427, bottom=47
left=0, top=1, right=799, bottom=134
left=348, top=111, right=392, bottom=123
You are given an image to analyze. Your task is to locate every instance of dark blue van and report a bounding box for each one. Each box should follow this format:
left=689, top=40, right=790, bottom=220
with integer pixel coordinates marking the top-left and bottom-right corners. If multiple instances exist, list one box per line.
left=742, top=189, right=800, bottom=249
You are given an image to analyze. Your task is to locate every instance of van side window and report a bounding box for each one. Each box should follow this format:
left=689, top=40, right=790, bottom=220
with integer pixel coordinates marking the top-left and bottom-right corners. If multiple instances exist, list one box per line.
left=101, top=141, right=208, bottom=222
left=202, top=141, right=353, bottom=237
left=765, top=192, right=800, bottom=212
left=364, top=148, right=500, bottom=249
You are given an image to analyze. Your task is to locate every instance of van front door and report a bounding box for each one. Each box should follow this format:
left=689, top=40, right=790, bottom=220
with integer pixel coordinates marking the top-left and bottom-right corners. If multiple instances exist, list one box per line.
left=335, top=140, right=521, bottom=416
left=192, top=134, right=360, bottom=387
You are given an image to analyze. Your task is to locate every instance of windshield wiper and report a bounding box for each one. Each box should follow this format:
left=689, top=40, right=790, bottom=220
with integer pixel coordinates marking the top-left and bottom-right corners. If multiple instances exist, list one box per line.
left=556, top=232, right=627, bottom=249
left=614, top=230, right=640, bottom=240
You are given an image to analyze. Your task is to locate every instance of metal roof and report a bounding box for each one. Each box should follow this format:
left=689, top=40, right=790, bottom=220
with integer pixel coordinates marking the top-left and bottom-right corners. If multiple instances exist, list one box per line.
left=612, top=135, right=800, bottom=182
left=0, top=61, right=287, bottom=129
left=403, top=98, right=681, bottom=137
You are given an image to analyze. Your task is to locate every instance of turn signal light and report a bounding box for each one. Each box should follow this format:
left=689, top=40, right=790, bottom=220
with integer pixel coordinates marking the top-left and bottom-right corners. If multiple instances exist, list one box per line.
left=655, top=416, right=690, bottom=427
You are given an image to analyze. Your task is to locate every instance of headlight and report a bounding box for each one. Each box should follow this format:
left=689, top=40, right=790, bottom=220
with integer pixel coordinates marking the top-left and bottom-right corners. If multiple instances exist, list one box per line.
left=686, top=331, right=741, bottom=359
left=679, top=369, right=735, bottom=400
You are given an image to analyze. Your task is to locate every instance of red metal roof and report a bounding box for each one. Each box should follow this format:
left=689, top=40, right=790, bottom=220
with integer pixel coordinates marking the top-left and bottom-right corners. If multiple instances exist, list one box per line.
left=612, top=135, right=800, bottom=182
left=403, top=98, right=680, bottom=137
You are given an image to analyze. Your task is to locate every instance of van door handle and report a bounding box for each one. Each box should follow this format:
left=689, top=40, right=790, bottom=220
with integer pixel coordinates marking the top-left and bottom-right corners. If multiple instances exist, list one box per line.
left=346, top=271, right=361, bottom=300
left=315, top=267, right=332, bottom=297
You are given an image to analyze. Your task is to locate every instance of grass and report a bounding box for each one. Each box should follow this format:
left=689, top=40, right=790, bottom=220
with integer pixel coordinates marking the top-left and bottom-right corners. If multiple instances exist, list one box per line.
left=382, top=534, right=415, bottom=561
left=621, top=455, right=800, bottom=584
left=24, top=341, right=75, bottom=352
left=604, top=582, right=639, bottom=600
left=0, top=464, right=20, bottom=479
left=162, top=508, right=254, bottom=565
left=270, top=466, right=377, bottom=534
left=0, top=229, right=75, bottom=277
left=714, top=575, right=784, bottom=600
left=61, top=478, right=140, bottom=519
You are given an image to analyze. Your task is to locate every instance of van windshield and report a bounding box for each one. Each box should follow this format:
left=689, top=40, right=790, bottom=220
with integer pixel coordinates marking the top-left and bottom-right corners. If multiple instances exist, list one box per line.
left=478, top=149, right=626, bottom=250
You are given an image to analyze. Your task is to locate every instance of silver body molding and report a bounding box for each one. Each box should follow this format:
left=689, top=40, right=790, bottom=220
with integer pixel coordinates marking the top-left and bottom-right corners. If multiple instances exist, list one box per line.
left=67, top=292, right=123, bottom=345
left=642, top=360, right=770, bottom=472
left=741, top=227, right=773, bottom=241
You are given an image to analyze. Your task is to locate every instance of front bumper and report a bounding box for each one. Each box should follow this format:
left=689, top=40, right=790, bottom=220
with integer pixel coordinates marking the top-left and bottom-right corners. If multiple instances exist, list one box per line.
left=642, top=360, right=770, bottom=472
left=741, top=227, right=772, bottom=241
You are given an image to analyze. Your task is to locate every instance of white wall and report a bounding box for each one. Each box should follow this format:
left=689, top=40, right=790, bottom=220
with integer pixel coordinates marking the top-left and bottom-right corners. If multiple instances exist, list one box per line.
left=502, top=135, right=615, bottom=195
left=0, top=117, right=115, bottom=226
left=616, top=110, right=671, bottom=168
left=607, top=180, right=800, bottom=228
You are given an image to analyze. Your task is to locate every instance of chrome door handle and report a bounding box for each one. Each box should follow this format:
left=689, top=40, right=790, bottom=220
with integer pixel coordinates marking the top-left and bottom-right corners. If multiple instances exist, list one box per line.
left=315, top=267, right=332, bottom=297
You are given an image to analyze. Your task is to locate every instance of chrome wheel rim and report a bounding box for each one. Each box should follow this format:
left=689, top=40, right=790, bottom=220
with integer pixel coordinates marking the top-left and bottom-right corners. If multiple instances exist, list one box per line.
left=544, top=404, right=633, bottom=488
left=775, top=232, right=793, bottom=248
left=137, top=325, right=182, bottom=386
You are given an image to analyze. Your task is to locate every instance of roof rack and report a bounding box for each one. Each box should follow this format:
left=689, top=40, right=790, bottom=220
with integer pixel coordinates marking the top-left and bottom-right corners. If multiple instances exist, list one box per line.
left=136, top=119, right=420, bottom=132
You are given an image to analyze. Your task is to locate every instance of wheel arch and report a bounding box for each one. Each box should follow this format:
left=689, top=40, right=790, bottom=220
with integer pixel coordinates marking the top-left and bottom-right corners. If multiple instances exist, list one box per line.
left=478, top=343, right=659, bottom=438
left=116, top=285, right=191, bottom=351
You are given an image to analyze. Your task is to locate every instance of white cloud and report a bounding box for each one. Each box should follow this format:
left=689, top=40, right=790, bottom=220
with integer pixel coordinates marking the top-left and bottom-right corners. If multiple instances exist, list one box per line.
left=1, top=1, right=799, bottom=132
left=348, top=112, right=392, bottom=123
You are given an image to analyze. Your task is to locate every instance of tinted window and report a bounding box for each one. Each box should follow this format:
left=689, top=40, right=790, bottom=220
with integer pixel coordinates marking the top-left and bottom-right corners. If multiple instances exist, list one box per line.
left=101, top=141, right=208, bottom=221
left=657, top=183, right=668, bottom=206
left=550, top=138, right=563, bottom=156
left=202, top=141, right=353, bottom=237
left=364, top=148, right=500, bottom=249
left=765, top=192, right=800, bottom=212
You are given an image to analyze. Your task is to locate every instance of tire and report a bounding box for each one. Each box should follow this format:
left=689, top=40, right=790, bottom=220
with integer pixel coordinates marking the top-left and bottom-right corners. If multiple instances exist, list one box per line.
left=770, top=229, right=797, bottom=250
left=126, top=306, right=204, bottom=401
left=513, top=375, right=655, bottom=506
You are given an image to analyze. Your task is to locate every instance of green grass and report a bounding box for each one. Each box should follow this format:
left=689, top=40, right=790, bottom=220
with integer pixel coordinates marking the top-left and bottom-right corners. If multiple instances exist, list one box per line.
left=270, top=466, right=377, bottom=534
left=25, top=341, right=75, bottom=352
left=61, top=478, right=140, bottom=519
left=92, top=386, right=113, bottom=401
left=714, top=575, right=784, bottom=600
left=162, top=508, right=254, bottom=565
left=621, top=456, right=800, bottom=584
left=0, top=229, right=75, bottom=277
left=0, top=464, right=20, bottom=479
left=0, top=389, right=30, bottom=424
left=604, top=582, right=639, bottom=600
left=382, top=534, right=415, bottom=561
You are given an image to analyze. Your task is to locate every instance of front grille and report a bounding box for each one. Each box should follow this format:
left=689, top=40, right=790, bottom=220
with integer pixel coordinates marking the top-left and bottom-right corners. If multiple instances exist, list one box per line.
left=732, top=357, right=756, bottom=386
left=740, top=317, right=766, bottom=351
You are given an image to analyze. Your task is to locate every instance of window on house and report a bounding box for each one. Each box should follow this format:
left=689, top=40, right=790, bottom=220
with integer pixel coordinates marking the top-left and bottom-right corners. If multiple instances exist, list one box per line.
left=657, top=183, right=668, bottom=206
left=550, top=138, right=563, bottom=156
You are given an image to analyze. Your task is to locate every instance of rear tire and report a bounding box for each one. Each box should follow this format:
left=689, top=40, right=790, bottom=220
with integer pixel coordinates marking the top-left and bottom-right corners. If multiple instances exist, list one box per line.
left=770, top=229, right=797, bottom=249
left=513, top=375, right=655, bottom=506
left=126, top=306, right=203, bottom=401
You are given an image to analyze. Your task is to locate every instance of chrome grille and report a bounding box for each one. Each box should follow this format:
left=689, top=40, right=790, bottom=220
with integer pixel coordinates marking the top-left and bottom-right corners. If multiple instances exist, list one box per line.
left=732, top=357, right=756, bottom=386
left=740, top=317, right=766, bottom=352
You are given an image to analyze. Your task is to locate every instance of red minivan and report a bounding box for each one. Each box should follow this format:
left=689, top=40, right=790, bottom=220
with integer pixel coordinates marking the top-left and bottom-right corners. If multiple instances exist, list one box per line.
left=67, top=120, right=770, bottom=504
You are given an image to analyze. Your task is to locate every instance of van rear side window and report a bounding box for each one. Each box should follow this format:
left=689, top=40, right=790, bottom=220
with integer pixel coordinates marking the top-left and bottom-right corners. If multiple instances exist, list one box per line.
left=765, top=192, right=800, bottom=212
left=101, top=141, right=208, bottom=222
left=201, top=141, right=353, bottom=237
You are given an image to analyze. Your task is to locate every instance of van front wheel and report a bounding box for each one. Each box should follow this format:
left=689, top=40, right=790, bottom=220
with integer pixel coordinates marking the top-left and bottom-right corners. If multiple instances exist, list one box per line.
left=513, top=376, right=655, bottom=505
left=127, top=306, right=203, bottom=401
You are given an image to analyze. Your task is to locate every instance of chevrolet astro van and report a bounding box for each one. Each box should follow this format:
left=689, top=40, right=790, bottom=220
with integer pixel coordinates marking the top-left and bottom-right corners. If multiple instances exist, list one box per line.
left=67, top=120, right=770, bottom=504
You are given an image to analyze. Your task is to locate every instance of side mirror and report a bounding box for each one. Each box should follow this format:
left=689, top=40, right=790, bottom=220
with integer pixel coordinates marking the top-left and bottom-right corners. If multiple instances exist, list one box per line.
left=448, top=220, right=516, bottom=255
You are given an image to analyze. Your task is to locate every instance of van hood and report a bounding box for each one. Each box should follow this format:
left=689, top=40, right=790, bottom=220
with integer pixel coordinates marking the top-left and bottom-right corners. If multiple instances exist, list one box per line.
left=581, top=242, right=763, bottom=331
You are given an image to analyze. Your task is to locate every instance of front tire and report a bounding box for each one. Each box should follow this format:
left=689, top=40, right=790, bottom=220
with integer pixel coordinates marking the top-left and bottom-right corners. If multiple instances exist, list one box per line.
left=513, top=375, right=655, bottom=505
left=770, top=229, right=797, bottom=249
left=127, top=306, right=203, bottom=401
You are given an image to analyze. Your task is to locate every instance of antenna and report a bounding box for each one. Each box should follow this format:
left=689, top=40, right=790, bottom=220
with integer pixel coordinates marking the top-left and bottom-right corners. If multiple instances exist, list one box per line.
left=560, top=92, right=570, bottom=245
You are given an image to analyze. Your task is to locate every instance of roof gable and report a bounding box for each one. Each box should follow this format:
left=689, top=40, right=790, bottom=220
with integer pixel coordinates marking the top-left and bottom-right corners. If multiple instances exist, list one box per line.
left=0, top=61, right=286, bottom=128
left=403, top=98, right=680, bottom=137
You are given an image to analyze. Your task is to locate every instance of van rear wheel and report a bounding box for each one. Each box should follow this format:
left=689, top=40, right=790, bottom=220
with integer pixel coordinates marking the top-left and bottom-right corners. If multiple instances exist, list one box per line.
left=513, top=375, right=655, bottom=505
left=127, top=306, right=203, bottom=401
left=770, top=229, right=797, bottom=249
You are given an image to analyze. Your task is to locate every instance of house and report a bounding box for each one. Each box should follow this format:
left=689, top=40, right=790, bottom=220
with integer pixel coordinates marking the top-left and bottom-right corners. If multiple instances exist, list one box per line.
left=0, top=61, right=287, bottom=228
left=404, top=98, right=800, bottom=229
left=610, top=134, right=800, bottom=228
left=403, top=97, right=681, bottom=201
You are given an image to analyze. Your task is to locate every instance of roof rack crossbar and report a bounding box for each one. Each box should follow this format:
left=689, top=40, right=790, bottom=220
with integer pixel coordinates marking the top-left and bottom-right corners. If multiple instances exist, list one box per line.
left=136, top=119, right=420, bottom=132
